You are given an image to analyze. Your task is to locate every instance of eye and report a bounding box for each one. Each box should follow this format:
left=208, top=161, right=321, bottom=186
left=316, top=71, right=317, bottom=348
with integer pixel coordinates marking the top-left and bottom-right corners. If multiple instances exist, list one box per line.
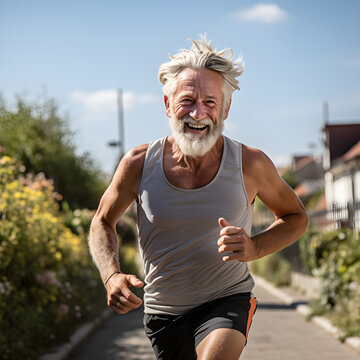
left=181, top=98, right=192, bottom=104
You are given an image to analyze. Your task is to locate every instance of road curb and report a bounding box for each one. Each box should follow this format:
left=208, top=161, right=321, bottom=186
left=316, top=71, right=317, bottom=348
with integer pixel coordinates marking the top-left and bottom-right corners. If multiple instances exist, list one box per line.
left=253, top=276, right=295, bottom=305
left=254, top=275, right=360, bottom=353
left=39, top=308, right=113, bottom=360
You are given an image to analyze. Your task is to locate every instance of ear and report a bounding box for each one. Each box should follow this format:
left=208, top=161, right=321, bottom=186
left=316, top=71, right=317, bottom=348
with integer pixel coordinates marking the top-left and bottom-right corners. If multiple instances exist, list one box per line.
left=164, top=95, right=171, bottom=118
left=223, top=97, right=232, bottom=120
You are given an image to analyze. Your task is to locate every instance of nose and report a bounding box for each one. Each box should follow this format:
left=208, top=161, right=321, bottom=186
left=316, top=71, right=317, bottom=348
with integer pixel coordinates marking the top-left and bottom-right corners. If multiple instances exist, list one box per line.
left=189, top=102, right=206, bottom=121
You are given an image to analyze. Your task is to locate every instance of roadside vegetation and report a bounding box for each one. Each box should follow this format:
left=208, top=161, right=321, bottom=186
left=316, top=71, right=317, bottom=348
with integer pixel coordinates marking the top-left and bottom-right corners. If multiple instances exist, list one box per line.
left=0, top=96, right=106, bottom=209
left=299, top=227, right=360, bottom=339
left=251, top=169, right=360, bottom=340
left=0, top=97, right=141, bottom=359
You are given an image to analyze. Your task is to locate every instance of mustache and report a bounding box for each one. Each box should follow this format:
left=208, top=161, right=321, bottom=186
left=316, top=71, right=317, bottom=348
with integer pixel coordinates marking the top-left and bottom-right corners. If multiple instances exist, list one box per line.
left=180, top=115, right=214, bottom=127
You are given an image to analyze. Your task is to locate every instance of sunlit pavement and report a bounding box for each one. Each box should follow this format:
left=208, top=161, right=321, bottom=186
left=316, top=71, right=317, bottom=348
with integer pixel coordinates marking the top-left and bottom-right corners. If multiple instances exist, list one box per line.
left=68, top=307, right=155, bottom=360
left=242, top=286, right=359, bottom=359
left=69, top=284, right=359, bottom=360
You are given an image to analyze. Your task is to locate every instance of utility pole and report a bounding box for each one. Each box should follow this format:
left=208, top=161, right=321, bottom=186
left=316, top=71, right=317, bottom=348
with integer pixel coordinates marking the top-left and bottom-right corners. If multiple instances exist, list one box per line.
left=117, top=88, right=125, bottom=160
left=323, top=101, right=329, bottom=125
left=108, top=88, right=125, bottom=167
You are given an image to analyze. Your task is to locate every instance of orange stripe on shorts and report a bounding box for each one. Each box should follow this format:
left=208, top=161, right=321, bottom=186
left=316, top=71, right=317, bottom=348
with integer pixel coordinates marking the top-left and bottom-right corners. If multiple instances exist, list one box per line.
left=246, top=297, right=257, bottom=339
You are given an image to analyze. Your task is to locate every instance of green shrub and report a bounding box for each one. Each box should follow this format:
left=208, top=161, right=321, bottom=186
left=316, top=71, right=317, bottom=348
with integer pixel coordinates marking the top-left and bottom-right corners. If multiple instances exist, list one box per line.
left=117, top=212, right=139, bottom=246
left=298, top=226, right=322, bottom=274
left=0, top=155, right=143, bottom=358
left=0, top=156, right=105, bottom=359
left=0, top=96, right=107, bottom=209
left=299, top=228, right=360, bottom=338
left=62, top=203, right=95, bottom=236
left=250, top=252, right=291, bottom=287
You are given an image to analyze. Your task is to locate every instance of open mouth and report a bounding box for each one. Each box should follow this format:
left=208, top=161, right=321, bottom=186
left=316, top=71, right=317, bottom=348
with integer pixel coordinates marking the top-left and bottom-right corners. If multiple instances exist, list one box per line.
left=185, top=123, right=209, bottom=131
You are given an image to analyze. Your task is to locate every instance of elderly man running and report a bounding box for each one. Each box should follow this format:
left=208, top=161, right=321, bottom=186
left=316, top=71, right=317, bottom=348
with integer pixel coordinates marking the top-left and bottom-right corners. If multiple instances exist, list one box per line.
left=89, top=37, right=308, bottom=360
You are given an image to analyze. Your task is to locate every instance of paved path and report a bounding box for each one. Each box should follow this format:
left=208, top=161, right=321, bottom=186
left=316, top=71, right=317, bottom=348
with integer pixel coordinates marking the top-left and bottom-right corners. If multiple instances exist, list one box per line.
left=242, top=287, right=359, bottom=360
left=68, top=307, right=155, bottom=360
left=69, top=285, right=359, bottom=360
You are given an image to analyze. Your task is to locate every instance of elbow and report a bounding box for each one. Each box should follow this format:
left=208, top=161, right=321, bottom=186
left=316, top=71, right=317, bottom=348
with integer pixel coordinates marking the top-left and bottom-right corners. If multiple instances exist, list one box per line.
left=89, top=213, right=115, bottom=241
left=298, top=207, right=309, bottom=235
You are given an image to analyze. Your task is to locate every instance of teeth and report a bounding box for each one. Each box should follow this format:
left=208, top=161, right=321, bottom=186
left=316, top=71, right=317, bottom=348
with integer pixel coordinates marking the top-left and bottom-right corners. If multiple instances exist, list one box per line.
left=187, top=123, right=207, bottom=130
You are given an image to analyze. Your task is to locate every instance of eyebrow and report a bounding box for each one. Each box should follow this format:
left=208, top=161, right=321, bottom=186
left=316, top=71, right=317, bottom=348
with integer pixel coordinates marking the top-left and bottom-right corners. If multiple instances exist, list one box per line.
left=178, top=93, right=220, bottom=100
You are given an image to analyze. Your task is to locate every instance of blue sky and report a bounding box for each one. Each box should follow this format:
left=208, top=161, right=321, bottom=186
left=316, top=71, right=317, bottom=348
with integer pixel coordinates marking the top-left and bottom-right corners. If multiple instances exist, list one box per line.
left=1, top=0, right=359, bottom=174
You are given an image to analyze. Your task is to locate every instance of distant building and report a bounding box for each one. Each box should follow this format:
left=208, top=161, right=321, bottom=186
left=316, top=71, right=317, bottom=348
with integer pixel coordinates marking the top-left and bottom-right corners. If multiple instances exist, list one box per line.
left=322, top=123, right=360, bottom=229
left=291, top=155, right=324, bottom=200
left=291, top=155, right=323, bottom=181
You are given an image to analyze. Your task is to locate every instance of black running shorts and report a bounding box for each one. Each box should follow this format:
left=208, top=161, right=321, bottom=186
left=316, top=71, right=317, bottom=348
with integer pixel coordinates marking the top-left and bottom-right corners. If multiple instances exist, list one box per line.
left=143, top=292, right=257, bottom=360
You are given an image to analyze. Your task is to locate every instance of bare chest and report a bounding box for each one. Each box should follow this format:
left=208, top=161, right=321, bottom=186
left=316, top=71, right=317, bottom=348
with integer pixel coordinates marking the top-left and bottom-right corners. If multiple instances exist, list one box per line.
left=163, top=160, right=220, bottom=189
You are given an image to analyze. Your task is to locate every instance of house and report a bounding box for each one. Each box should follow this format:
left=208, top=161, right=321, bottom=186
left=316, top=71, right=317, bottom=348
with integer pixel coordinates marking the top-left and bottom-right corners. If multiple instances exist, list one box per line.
left=291, top=155, right=324, bottom=202
left=322, top=123, right=360, bottom=229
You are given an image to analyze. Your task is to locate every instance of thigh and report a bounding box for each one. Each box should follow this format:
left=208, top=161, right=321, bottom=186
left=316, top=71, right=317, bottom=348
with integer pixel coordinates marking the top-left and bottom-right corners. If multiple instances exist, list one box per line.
left=194, top=293, right=257, bottom=360
left=196, top=328, right=245, bottom=360
left=143, top=313, right=197, bottom=360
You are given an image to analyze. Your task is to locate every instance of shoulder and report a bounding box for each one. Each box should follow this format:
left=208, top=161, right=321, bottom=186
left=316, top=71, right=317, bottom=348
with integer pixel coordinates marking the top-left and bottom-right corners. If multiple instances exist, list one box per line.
left=110, top=143, right=149, bottom=192
left=123, top=143, right=149, bottom=169
left=242, top=144, right=278, bottom=181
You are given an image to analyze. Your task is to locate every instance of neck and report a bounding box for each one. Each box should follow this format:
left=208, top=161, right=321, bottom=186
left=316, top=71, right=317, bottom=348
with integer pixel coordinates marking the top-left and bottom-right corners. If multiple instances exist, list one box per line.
left=169, top=135, right=224, bottom=170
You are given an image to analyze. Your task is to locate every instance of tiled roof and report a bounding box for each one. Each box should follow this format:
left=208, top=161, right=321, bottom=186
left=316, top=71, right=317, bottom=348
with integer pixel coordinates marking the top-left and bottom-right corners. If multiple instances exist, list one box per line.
left=294, top=180, right=324, bottom=197
left=293, top=156, right=313, bottom=172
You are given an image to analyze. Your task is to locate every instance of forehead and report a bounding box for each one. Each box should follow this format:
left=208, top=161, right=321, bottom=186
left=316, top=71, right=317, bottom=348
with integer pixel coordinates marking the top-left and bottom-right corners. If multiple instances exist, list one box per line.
left=174, top=68, right=224, bottom=96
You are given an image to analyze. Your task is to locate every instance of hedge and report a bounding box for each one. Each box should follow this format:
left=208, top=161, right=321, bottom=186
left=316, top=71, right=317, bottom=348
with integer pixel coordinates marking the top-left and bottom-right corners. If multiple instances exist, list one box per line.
left=0, top=156, right=141, bottom=359
left=298, top=227, right=360, bottom=338
left=250, top=251, right=291, bottom=287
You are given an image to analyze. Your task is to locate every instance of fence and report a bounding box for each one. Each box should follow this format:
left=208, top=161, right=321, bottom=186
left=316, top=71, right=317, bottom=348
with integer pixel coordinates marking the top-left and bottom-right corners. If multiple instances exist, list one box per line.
left=308, top=201, right=360, bottom=231
left=252, top=202, right=360, bottom=273
left=252, top=201, right=360, bottom=234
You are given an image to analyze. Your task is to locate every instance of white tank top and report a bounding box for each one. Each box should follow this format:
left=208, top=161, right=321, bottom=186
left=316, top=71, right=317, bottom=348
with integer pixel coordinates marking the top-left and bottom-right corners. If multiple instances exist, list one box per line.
left=137, top=136, right=255, bottom=315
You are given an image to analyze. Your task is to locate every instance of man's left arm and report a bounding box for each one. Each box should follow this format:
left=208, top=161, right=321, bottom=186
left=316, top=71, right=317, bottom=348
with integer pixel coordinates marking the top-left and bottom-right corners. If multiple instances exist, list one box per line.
left=218, top=148, right=308, bottom=262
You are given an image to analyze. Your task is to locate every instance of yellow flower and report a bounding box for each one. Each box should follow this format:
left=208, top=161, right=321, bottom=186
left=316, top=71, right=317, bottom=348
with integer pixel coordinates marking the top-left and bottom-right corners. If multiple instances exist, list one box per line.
left=14, top=192, right=23, bottom=199
left=0, top=156, right=13, bottom=165
left=6, top=181, right=20, bottom=190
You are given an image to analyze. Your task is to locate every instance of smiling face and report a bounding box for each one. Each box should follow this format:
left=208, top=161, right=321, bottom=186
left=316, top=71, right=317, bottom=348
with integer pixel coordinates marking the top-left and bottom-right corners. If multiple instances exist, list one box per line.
left=165, top=68, right=230, bottom=157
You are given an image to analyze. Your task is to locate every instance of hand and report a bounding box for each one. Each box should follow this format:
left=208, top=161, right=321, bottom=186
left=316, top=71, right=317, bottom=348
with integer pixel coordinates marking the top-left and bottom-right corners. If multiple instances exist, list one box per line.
left=217, top=217, right=259, bottom=262
left=105, top=272, right=144, bottom=314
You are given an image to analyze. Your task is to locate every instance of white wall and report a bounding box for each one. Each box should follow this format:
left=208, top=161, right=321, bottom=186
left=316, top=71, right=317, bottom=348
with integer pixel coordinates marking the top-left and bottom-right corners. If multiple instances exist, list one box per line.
left=355, top=170, right=360, bottom=202
left=324, top=172, right=333, bottom=208
left=333, top=175, right=352, bottom=206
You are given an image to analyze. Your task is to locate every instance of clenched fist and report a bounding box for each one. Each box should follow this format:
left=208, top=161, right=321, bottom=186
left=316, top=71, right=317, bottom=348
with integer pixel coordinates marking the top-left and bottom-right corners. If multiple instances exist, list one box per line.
left=217, top=217, right=259, bottom=262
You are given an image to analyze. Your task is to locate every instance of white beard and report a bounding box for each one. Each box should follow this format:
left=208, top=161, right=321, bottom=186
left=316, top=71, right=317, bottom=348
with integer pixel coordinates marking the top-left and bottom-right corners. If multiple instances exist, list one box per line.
left=169, top=114, right=224, bottom=158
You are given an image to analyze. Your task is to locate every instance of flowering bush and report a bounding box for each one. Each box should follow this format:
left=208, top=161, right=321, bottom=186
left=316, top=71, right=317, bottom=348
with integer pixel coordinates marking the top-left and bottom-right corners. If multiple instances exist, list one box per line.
left=299, top=228, right=360, bottom=338
left=0, top=156, right=105, bottom=359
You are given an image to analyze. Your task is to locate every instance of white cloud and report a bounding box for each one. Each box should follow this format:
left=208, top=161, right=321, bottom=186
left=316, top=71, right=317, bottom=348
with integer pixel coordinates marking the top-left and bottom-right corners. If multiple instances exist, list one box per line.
left=71, top=89, right=159, bottom=114
left=231, top=3, right=288, bottom=24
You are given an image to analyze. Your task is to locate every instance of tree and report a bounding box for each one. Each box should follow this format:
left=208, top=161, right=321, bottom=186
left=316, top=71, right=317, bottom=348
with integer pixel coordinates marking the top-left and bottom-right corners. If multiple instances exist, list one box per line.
left=0, top=96, right=106, bottom=209
left=281, top=169, right=299, bottom=189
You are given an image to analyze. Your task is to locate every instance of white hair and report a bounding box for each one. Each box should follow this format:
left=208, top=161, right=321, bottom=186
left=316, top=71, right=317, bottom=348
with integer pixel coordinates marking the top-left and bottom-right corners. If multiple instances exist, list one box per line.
left=158, top=35, right=244, bottom=107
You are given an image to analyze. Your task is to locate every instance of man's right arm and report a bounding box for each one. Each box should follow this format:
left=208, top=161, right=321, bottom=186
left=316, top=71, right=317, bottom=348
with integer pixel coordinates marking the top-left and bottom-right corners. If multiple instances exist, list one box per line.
left=88, top=144, right=148, bottom=314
